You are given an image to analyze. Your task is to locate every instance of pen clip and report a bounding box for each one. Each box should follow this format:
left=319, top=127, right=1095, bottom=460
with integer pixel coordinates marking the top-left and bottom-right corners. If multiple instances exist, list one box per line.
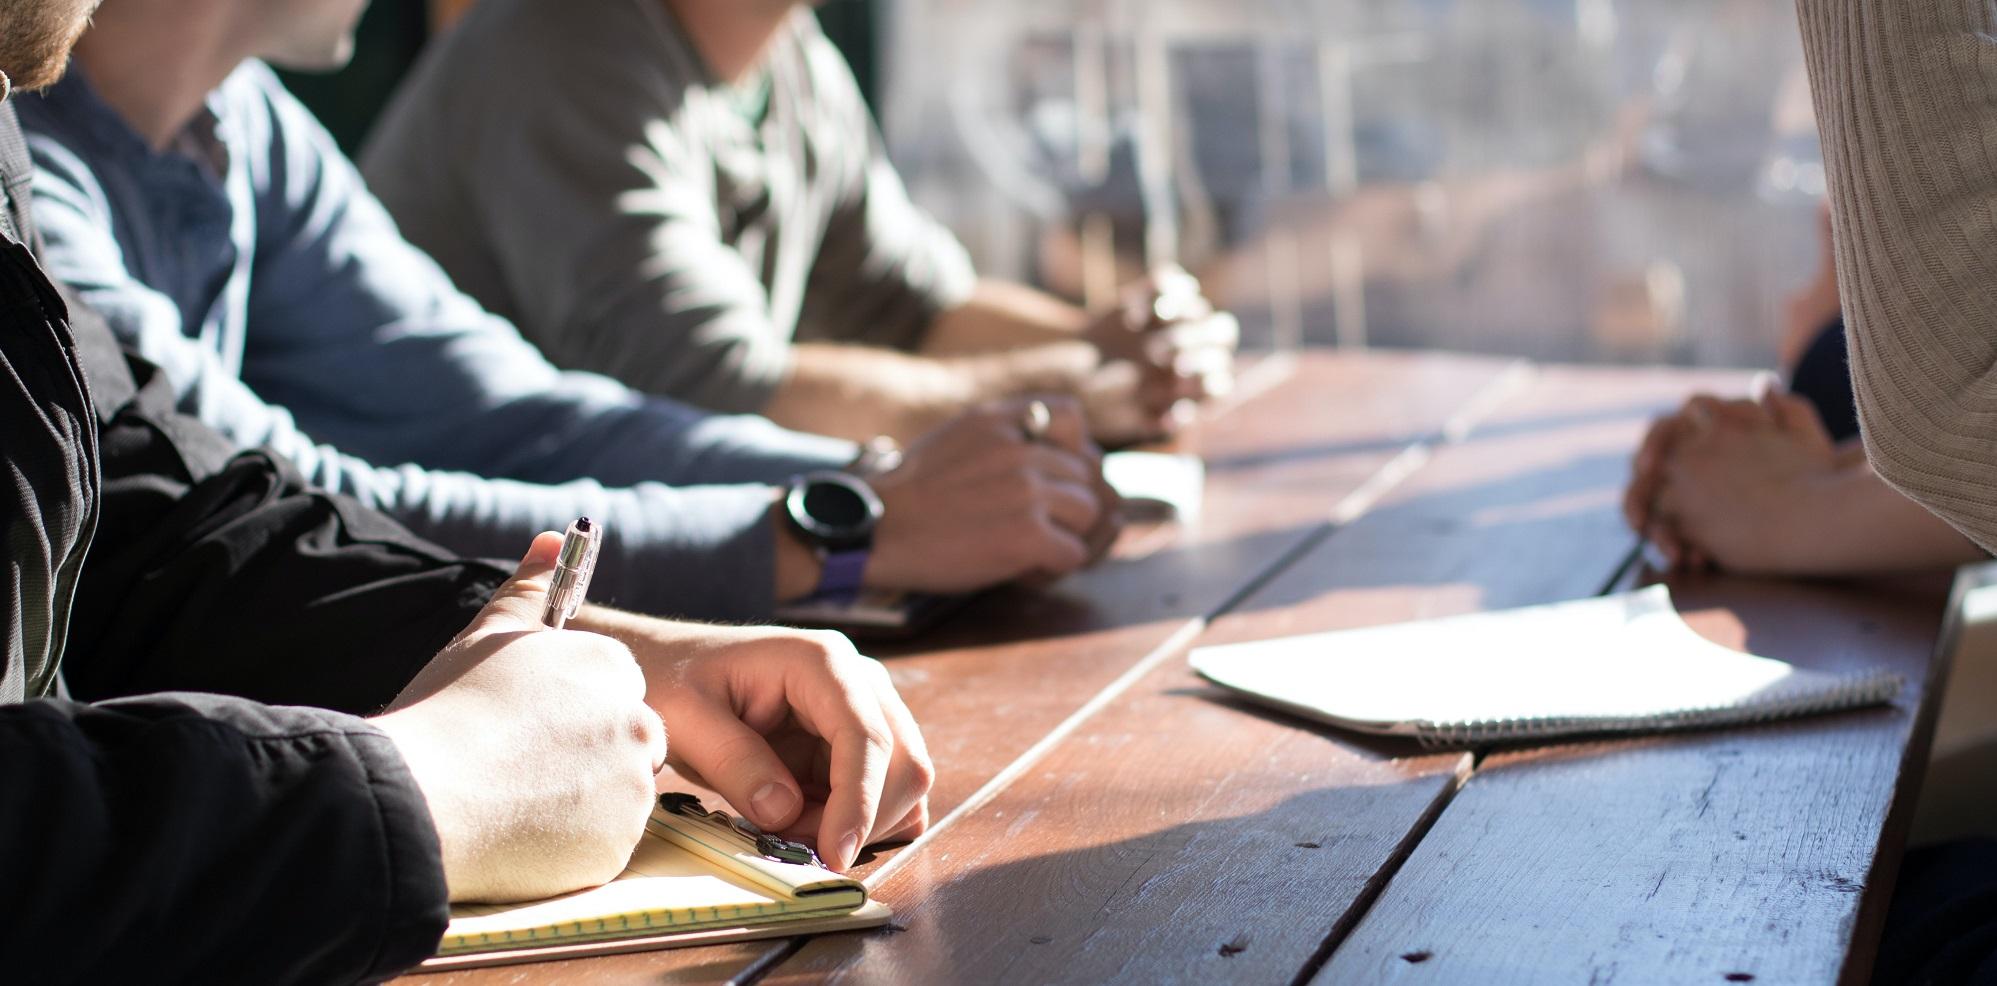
left=564, top=531, right=599, bottom=624
left=657, top=792, right=822, bottom=867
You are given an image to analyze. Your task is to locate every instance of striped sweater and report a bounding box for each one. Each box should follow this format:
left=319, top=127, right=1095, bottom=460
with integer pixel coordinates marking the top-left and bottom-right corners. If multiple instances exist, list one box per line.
left=1797, top=0, right=1997, bottom=552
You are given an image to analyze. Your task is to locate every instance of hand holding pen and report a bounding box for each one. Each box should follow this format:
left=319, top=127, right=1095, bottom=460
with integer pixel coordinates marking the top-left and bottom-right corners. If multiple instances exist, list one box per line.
left=373, top=524, right=664, bottom=902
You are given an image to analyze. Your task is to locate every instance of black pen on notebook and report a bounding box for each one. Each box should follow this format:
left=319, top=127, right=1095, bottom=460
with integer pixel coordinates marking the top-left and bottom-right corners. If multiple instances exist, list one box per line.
left=542, top=517, right=601, bottom=629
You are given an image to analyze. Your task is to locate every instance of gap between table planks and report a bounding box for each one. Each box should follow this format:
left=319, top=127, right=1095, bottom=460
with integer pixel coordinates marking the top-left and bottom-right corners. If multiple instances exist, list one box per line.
left=397, top=349, right=1536, bottom=986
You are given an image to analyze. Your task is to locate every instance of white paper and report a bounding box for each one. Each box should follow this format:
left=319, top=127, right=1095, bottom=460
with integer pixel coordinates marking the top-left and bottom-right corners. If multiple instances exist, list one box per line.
left=1190, top=586, right=1898, bottom=740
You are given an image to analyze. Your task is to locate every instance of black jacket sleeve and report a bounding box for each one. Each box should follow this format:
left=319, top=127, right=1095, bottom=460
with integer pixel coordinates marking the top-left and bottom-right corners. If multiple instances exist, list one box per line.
left=0, top=103, right=454, bottom=984
left=0, top=692, right=448, bottom=985
left=59, top=298, right=508, bottom=714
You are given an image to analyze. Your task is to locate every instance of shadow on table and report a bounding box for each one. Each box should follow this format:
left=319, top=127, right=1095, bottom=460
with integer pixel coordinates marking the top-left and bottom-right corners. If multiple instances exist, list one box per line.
left=815, top=785, right=1455, bottom=986
left=1161, top=445, right=1635, bottom=623
left=867, top=441, right=1633, bottom=657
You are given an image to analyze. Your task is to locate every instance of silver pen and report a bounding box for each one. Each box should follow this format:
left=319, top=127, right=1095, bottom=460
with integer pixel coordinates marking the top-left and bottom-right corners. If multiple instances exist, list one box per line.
left=542, top=516, right=601, bottom=629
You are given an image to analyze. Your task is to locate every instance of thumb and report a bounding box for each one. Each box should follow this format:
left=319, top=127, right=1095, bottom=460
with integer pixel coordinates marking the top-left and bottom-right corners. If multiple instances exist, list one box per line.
left=467, top=531, right=566, bottom=635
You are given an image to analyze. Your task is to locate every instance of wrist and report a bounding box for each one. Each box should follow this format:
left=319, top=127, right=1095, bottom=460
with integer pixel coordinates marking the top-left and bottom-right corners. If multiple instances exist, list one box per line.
left=771, top=491, right=825, bottom=603
left=1770, top=464, right=1866, bottom=574
left=372, top=710, right=475, bottom=901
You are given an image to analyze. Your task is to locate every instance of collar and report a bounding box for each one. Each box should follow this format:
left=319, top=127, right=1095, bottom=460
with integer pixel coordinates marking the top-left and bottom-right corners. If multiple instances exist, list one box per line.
left=0, top=101, right=34, bottom=248
left=34, top=61, right=232, bottom=182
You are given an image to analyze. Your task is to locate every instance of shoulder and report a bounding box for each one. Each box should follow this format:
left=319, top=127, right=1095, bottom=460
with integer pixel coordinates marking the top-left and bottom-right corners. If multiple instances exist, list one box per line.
left=21, top=125, right=116, bottom=235
left=14, top=77, right=126, bottom=214
left=779, top=11, right=872, bottom=133
left=376, top=0, right=708, bottom=176
left=220, top=60, right=329, bottom=145
left=432, top=0, right=685, bottom=104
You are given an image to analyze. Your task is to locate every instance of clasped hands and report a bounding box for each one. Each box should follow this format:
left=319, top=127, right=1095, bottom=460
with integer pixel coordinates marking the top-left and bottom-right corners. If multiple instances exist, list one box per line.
left=1084, top=266, right=1239, bottom=445
left=1623, top=383, right=1849, bottom=575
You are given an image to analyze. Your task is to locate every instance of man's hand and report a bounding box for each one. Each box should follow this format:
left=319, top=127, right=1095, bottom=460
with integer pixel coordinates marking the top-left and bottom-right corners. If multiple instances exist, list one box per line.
left=374, top=533, right=667, bottom=903
left=1629, top=390, right=1840, bottom=573
left=861, top=395, right=1123, bottom=594
left=1625, top=392, right=1774, bottom=569
left=1084, top=267, right=1239, bottom=445
left=573, top=615, right=936, bottom=872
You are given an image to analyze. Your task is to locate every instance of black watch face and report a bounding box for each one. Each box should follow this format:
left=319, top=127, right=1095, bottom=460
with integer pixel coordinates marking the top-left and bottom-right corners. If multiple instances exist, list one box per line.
left=789, top=472, right=882, bottom=548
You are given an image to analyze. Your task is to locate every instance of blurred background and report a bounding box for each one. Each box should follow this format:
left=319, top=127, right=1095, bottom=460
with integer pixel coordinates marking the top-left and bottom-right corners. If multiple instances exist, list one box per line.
left=298, top=0, right=1823, bottom=370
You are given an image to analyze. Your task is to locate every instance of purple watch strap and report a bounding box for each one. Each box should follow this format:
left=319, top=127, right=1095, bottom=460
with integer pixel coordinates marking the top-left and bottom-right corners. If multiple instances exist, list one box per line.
left=814, top=548, right=870, bottom=601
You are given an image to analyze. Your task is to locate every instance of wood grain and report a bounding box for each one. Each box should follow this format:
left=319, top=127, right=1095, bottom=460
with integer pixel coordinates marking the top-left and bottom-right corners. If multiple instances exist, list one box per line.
left=1316, top=575, right=1950, bottom=986
left=754, top=364, right=1748, bottom=985
left=396, top=350, right=1520, bottom=985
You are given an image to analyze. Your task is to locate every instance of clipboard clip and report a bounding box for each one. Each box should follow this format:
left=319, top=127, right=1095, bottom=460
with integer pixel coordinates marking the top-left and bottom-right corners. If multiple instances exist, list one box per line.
left=657, top=792, right=823, bottom=867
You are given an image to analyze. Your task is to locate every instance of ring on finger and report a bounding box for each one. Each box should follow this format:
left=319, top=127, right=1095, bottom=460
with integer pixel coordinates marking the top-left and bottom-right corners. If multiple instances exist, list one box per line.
left=1021, top=399, right=1052, bottom=444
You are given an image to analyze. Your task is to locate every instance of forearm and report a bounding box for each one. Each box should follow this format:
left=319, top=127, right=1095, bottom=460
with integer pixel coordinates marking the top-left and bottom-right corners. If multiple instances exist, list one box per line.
left=766, top=281, right=1099, bottom=443
left=921, top=279, right=1092, bottom=355
left=365, top=473, right=795, bottom=623
left=764, top=340, right=1096, bottom=443
left=1784, top=461, right=1988, bottom=575
left=1795, top=0, right=1997, bottom=551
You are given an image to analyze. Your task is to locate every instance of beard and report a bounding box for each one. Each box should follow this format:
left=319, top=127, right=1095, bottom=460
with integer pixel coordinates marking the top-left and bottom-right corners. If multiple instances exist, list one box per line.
left=0, top=0, right=97, bottom=93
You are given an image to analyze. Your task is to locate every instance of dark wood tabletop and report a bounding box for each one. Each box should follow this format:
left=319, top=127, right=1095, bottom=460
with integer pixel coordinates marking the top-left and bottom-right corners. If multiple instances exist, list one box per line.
left=400, top=351, right=1952, bottom=986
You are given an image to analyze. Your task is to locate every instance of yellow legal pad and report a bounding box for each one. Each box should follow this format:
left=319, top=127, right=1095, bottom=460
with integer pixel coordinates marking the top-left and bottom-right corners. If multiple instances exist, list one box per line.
left=422, top=798, right=890, bottom=970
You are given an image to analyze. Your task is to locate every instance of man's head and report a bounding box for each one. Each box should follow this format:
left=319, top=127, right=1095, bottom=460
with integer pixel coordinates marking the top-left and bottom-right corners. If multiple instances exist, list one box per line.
left=0, top=0, right=100, bottom=93
left=255, top=0, right=371, bottom=73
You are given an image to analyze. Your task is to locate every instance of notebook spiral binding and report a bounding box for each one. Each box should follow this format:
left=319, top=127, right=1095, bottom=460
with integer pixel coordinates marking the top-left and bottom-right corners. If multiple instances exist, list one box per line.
left=1413, top=669, right=1905, bottom=749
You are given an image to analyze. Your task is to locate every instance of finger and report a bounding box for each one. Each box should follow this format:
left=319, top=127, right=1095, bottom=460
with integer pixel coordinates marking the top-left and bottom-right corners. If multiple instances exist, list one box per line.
left=1023, top=514, right=1093, bottom=578
left=661, top=697, right=807, bottom=834
left=1708, top=398, right=1773, bottom=429
left=1037, top=476, right=1104, bottom=537
left=878, top=798, right=930, bottom=845
left=465, top=530, right=567, bottom=635
left=1681, top=395, right=1720, bottom=435
left=861, top=660, right=932, bottom=848
left=1145, top=314, right=1240, bottom=365
left=1748, top=370, right=1783, bottom=407
left=1136, top=362, right=1213, bottom=413
left=1626, top=420, right=1678, bottom=530
left=1032, top=395, right=1093, bottom=458
left=1023, top=442, right=1099, bottom=491
left=645, top=707, right=670, bottom=776
left=804, top=679, right=896, bottom=871
left=1768, top=391, right=1829, bottom=439
left=1633, top=414, right=1683, bottom=476
left=1140, top=265, right=1209, bottom=327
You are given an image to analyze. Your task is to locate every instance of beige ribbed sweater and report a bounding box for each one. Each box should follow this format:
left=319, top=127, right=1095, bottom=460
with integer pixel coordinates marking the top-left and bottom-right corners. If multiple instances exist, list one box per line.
left=1797, top=0, right=1997, bottom=552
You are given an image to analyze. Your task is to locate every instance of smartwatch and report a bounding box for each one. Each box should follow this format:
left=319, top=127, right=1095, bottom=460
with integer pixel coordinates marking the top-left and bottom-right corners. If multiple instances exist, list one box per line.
left=784, top=470, right=884, bottom=601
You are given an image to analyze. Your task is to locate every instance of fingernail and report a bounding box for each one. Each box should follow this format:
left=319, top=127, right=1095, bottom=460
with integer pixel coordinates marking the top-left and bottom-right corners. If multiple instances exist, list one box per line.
left=836, top=831, right=863, bottom=870
left=749, top=783, right=798, bottom=828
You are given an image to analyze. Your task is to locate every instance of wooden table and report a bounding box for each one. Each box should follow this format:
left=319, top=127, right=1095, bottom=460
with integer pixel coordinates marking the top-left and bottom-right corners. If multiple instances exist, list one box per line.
left=403, top=350, right=1952, bottom=986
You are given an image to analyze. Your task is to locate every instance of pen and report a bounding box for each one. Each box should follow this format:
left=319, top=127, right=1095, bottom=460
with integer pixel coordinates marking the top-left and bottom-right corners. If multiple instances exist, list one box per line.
left=542, top=516, right=601, bottom=629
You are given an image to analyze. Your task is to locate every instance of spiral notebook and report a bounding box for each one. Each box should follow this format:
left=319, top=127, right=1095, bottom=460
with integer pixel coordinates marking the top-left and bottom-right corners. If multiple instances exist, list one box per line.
left=419, top=795, right=889, bottom=971
left=1190, top=586, right=1902, bottom=747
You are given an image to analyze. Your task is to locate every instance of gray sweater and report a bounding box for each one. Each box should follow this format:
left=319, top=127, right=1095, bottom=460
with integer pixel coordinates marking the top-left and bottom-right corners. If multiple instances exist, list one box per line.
left=1796, top=0, right=1997, bottom=553
left=363, top=0, right=977, bottom=416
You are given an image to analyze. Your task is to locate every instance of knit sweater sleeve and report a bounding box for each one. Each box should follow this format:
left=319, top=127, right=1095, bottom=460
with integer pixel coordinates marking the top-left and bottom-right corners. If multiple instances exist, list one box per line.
left=1794, top=0, right=1997, bottom=552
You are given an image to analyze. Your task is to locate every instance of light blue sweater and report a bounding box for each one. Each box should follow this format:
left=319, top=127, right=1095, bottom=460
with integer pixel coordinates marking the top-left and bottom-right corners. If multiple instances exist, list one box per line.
left=18, top=62, right=857, bottom=621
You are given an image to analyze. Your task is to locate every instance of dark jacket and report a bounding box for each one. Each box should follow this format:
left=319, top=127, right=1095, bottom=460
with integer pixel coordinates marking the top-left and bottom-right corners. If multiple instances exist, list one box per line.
left=0, top=97, right=504, bottom=984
